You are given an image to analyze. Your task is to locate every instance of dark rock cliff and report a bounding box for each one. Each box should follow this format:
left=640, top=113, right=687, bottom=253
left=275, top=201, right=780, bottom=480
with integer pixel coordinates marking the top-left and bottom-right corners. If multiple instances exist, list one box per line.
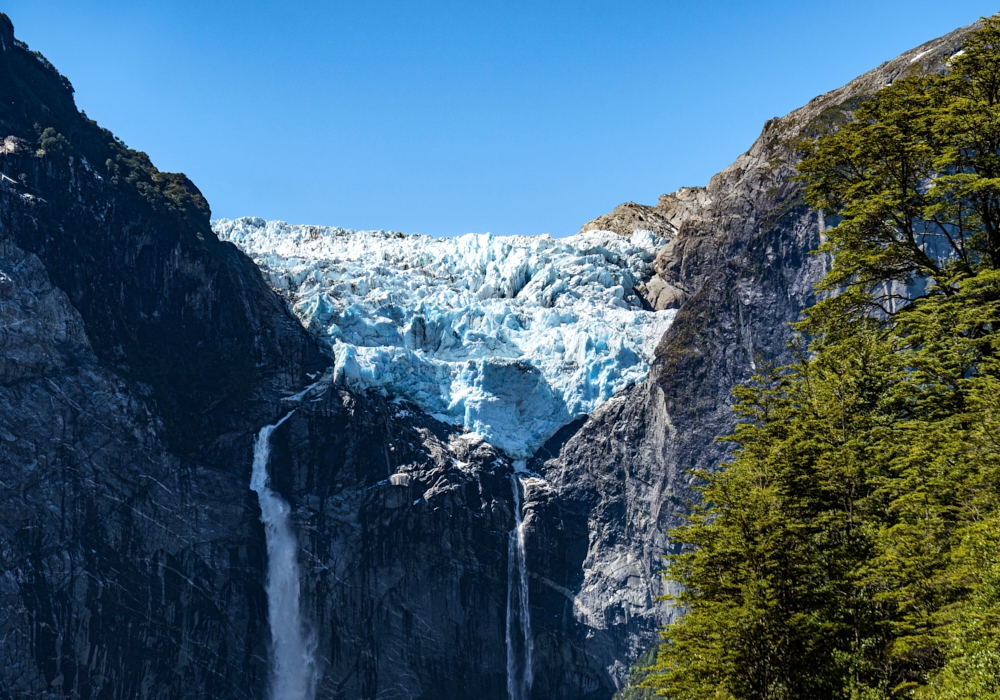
left=0, top=12, right=985, bottom=700
left=0, top=15, right=515, bottom=700
left=0, top=11, right=323, bottom=697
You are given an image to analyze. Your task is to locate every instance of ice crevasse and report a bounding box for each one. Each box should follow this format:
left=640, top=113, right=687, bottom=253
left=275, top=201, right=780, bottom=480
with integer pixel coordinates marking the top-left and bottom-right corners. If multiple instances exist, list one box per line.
left=214, top=218, right=676, bottom=459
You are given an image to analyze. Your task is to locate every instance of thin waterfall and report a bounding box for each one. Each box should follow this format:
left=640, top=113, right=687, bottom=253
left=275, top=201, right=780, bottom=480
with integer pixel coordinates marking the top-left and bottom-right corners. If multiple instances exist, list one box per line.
left=250, top=412, right=317, bottom=700
left=506, top=469, right=534, bottom=700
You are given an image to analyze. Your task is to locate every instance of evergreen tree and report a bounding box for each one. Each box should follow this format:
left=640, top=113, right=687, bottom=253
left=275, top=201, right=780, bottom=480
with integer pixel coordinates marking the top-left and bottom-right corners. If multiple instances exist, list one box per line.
left=644, top=16, right=1000, bottom=700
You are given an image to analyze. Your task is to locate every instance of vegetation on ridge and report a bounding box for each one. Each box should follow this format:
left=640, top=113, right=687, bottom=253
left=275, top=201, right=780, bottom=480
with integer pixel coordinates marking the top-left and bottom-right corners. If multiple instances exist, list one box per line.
left=0, top=12, right=210, bottom=231
left=644, top=16, right=1000, bottom=700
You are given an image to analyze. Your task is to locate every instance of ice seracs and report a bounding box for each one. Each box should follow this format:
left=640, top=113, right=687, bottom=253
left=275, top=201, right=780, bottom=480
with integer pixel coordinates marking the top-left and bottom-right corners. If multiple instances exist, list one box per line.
left=214, top=218, right=676, bottom=458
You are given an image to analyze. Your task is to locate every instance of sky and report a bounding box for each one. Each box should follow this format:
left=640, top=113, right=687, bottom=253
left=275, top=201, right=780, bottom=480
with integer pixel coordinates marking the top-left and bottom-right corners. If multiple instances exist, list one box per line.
left=4, top=2, right=999, bottom=237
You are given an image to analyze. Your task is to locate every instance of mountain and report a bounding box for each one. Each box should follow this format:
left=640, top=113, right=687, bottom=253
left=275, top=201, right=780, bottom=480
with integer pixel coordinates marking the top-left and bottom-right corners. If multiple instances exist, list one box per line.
left=0, top=12, right=980, bottom=700
left=0, top=12, right=509, bottom=698
left=547, top=20, right=979, bottom=694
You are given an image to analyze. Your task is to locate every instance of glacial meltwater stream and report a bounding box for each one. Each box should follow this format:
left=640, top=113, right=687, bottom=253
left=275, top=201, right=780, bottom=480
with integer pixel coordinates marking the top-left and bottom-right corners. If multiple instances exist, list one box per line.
left=506, top=471, right=534, bottom=700
left=251, top=413, right=318, bottom=700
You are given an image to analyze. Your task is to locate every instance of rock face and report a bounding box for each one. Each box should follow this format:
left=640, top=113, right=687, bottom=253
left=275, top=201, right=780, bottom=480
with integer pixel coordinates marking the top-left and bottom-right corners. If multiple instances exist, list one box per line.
left=0, top=17, right=511, bottom=700
left=0, top=15, right=322, bottom=697
left=0, top=11, right=984, bottom=700
left=578, top=187, right=712, bottom=242
left=531, top=20, right=982, bottom=698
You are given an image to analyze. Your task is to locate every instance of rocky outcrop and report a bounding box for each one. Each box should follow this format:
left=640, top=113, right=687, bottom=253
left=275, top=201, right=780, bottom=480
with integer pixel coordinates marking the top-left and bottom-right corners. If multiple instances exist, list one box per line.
left=272, top=392, right=514, bottom=699
left=577, top=188, right=712, bottom=243
left=0, top=199, right=272, bottom=699
left=578, top=201, right=672, bottom=239
left=530, top=18, right=983, bottom=697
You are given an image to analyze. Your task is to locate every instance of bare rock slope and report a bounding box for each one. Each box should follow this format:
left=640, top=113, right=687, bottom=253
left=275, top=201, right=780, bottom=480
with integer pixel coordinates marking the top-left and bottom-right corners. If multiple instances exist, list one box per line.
left=524, top=18, right=982, bottom=695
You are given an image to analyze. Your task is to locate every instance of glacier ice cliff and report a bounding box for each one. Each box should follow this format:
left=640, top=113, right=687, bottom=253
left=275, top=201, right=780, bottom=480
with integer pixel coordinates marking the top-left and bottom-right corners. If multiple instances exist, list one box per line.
left=214, top=218, right=676, bottom=458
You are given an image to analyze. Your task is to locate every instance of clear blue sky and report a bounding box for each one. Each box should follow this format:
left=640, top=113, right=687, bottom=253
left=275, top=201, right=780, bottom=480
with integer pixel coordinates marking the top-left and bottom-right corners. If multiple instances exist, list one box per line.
left=5, top=2, right=998, bottom=236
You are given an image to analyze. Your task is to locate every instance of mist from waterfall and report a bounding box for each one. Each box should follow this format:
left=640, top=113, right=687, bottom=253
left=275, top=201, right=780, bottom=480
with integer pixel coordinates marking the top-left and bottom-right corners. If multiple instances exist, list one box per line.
left=250, top=412, right=318, bottom=700
left=506, top=470, right=534, bottom=700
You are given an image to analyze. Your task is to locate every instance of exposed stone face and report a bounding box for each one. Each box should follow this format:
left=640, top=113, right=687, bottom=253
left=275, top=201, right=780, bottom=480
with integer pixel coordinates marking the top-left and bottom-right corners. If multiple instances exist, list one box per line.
left=577, top=188, right=713, bottom=244
left=539, top=20, right=981, bottom=697
left=0, top=232, right=270, bottom=699
left=0, top=34, right=328, bottom=695
left=0, top=21, right=519, bottom=699
left=578, top=201, right=677, bottom=239
left=272, top=393, right=515, bottom=699
left=0, top=13, right=986, bottom=700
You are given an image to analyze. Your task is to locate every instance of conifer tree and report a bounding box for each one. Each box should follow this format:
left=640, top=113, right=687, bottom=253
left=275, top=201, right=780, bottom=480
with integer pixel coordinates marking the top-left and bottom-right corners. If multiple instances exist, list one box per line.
left=645, top=16, right=1000, bottom=700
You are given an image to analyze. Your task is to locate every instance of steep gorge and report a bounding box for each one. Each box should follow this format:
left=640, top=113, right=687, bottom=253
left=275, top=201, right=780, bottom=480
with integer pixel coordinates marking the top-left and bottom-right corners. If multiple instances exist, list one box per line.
left=0, top=13, right=982, bottom=700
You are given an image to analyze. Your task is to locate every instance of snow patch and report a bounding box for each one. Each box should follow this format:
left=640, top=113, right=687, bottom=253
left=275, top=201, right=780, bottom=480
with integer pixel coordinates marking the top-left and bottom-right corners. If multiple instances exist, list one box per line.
left=214, top=218, right=675, bottom=458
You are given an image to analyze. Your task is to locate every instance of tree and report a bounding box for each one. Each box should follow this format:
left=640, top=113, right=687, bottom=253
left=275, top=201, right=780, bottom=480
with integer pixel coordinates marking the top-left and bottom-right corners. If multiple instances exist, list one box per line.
left=644, top=16, right=1000, bottom=700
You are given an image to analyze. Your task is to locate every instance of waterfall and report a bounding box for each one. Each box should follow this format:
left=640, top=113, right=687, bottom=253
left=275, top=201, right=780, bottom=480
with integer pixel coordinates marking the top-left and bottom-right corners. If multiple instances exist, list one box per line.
left=506, top=469, right=534, bottom=700
left=250, top=412, right=317, bottom=700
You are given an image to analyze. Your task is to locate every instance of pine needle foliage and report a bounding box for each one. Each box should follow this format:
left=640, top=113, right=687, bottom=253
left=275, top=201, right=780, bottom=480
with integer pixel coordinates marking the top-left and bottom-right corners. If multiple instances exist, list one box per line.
left=644, top=16, right=1000, bottom=700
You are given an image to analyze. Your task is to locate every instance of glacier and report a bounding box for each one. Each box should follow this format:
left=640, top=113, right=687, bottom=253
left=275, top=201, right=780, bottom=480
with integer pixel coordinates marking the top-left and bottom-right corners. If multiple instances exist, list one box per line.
left=213, top=217, right=676, bottom=458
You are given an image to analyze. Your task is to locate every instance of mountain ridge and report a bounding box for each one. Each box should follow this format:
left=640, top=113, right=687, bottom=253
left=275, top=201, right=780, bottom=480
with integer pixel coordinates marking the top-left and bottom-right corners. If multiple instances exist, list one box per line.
left=529, top=16, right=985, bottom=695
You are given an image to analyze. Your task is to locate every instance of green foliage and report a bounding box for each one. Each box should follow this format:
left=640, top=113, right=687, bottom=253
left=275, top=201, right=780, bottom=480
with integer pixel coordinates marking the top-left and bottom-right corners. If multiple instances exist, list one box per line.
left=919, top=518, right=1000, bottom=699
left=37, top=126, right=68, bottom=154
left=614, top=646, right=660, bottom=700
left=0, top=23, right=210, bottom=229
left=646, top=16, right=1000, bottom=700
